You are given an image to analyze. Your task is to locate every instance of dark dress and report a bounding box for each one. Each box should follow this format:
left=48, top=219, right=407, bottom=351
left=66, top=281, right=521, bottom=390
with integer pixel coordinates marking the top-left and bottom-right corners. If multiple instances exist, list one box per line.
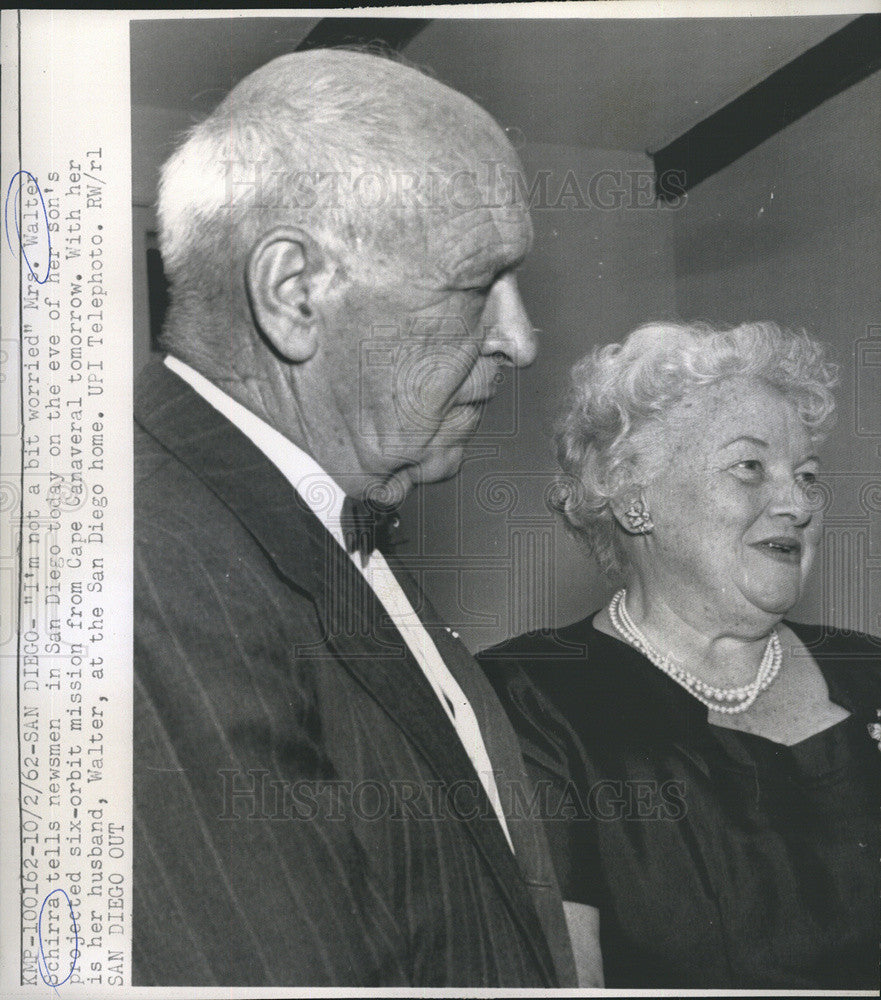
left=478, top=618, right=881, bottom=990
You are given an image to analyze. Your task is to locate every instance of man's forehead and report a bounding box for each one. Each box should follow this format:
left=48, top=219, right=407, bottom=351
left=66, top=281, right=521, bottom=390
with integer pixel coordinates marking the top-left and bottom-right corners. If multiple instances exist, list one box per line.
left=445, top=204, right=533, bottom=272
left=391, top=200, right=532, bottom=282
left=417, top=154, right=532, bottom=257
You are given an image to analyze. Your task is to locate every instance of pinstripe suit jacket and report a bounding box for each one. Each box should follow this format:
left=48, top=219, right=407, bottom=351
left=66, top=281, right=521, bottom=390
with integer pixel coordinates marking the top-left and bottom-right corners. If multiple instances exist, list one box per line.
left=133, top=360, right=577, bottom=987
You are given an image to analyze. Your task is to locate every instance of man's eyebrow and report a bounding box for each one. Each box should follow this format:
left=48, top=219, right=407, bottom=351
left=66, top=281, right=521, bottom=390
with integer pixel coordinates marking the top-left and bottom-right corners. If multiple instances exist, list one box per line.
left=452, top=242, right=525, bottom=274
left=720, top=435, right=768, bottom=449
left=447, top=259, right=519, bottom=290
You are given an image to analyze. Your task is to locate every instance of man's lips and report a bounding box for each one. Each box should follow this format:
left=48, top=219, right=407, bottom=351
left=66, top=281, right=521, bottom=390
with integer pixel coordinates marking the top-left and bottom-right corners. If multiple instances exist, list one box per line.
left=751, top=536, right=802, bottom=564
left=431, top=398, right=490, bottom=438
left=450, top=395, right=493, bottom=412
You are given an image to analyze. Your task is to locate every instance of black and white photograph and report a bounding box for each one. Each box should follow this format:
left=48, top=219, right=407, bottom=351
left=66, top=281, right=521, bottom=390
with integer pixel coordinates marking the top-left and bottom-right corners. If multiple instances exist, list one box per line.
left=3, top=7, right=881, bottom=996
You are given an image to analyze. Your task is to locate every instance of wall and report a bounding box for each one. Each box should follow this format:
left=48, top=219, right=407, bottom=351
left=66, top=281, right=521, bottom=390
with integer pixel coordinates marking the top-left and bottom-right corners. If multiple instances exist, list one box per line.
left=399, top=143, right=677, bottom=652
left=670, top=71, right=881, bottom=636
left=131, top=121, right=678, bottom=652
left=131, top=42, right=879, bottom=648
left=131, top=105, right=193, bottom=377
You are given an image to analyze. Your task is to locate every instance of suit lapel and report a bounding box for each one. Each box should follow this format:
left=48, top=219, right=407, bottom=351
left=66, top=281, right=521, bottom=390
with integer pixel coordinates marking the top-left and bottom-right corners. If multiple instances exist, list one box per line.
left=385, top=555, right=575, bottom=985
left=135, top=361, right=560, bottom=985
left=135, top=360, right=331, bottom=595
left=323, top=551, right=557, bottom=981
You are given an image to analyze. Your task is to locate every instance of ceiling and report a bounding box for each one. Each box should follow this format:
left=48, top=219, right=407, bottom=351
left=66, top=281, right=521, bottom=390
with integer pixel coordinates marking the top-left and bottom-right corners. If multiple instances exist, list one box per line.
left=131, top=17, right=321, bottom=119
left=407, top=15, right=856, bottom=152
left=131, top=14, right=855, bottom=154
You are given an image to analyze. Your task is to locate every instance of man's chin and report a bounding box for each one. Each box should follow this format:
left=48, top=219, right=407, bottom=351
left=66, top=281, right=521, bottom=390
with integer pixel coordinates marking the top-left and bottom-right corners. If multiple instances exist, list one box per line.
left=407, top=447, right=467, bottom=488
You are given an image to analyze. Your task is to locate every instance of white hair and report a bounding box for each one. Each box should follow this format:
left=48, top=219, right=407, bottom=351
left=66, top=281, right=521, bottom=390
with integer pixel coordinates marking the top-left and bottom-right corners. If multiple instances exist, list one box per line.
left=553, top=320, right=839, bottom=576
left=156, top=48, right=508, bottom=360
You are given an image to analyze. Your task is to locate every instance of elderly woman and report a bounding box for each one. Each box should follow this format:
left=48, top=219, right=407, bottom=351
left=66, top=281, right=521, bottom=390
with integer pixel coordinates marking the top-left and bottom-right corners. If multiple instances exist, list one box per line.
left=479, top=321, right=880, bottom=989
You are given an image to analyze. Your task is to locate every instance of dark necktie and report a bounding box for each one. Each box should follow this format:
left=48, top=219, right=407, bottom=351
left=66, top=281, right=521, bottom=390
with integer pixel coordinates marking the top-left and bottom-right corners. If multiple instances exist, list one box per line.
left=341, top=495, right=401, bottom=563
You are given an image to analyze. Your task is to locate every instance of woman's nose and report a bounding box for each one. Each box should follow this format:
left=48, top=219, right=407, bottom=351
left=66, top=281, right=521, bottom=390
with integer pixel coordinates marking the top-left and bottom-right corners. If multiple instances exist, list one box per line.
left=767, top=474, right=815, bottom=527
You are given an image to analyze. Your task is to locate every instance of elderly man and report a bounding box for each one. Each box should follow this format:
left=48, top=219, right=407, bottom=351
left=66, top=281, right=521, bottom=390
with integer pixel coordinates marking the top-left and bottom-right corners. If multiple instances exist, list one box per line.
left=133, top=49, right=581, bottom=986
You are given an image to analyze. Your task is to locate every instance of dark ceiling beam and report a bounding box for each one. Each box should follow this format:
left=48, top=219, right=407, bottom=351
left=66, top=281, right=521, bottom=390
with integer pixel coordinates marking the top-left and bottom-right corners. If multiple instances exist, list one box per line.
left=295, top=18, right=431, bottom=53
left=653, top=14, right=881, bottom=200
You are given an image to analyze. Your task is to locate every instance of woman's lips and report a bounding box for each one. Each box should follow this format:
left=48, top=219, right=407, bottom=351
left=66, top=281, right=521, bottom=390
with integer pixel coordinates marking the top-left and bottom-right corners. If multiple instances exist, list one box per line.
left=751, top=537, right=802, bottom=564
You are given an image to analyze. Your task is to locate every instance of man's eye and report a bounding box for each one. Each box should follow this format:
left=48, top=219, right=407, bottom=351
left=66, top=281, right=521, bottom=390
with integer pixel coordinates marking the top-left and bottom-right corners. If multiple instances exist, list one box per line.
left=796, top=470, right=818, bottom=487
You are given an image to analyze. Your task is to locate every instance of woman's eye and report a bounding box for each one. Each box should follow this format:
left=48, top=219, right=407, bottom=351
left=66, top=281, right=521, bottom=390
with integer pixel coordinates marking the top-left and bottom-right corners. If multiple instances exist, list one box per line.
left=731, top=459, right=763, bottom=480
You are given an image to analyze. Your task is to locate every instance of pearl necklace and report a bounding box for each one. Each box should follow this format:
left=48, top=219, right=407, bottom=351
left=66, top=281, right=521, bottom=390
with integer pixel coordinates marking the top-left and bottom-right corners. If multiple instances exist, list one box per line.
left=608, top=589, right=782, bottom=715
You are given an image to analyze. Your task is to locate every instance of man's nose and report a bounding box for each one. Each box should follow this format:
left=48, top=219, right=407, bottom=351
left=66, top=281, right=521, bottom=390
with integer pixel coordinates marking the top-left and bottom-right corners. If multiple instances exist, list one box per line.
left=481, top=273, right=538, bottom=368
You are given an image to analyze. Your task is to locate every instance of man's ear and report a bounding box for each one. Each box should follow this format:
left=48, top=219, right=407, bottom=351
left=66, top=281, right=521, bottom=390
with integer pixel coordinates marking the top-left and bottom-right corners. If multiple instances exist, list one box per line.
left=245, top=227, right=326, bottom=362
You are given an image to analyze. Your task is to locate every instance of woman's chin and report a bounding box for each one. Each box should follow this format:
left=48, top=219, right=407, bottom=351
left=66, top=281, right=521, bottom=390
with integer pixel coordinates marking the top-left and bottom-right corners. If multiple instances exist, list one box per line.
left=744, top=585, right=802, bottom=621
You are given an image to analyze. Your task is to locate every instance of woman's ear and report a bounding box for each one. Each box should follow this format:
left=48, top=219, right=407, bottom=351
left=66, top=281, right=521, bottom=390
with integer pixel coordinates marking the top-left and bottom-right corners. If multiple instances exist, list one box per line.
left=610, top=489, right=654, bottom=535
left=245, top=226, right=325, bottom=362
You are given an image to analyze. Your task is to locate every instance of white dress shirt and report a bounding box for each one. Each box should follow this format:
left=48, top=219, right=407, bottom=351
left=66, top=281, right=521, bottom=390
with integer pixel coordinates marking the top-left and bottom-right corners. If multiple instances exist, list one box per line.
left=164, top=355, right=514, bottom=852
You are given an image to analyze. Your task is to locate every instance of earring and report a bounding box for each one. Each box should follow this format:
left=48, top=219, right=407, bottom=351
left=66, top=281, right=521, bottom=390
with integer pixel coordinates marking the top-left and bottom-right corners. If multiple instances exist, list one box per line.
left=625, top=497, right=653, bottom=533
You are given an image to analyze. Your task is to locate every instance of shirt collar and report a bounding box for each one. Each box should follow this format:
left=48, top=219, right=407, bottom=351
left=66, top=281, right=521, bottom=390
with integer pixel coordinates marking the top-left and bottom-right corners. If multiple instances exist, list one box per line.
left=163, top=355, right=348, bottom=548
